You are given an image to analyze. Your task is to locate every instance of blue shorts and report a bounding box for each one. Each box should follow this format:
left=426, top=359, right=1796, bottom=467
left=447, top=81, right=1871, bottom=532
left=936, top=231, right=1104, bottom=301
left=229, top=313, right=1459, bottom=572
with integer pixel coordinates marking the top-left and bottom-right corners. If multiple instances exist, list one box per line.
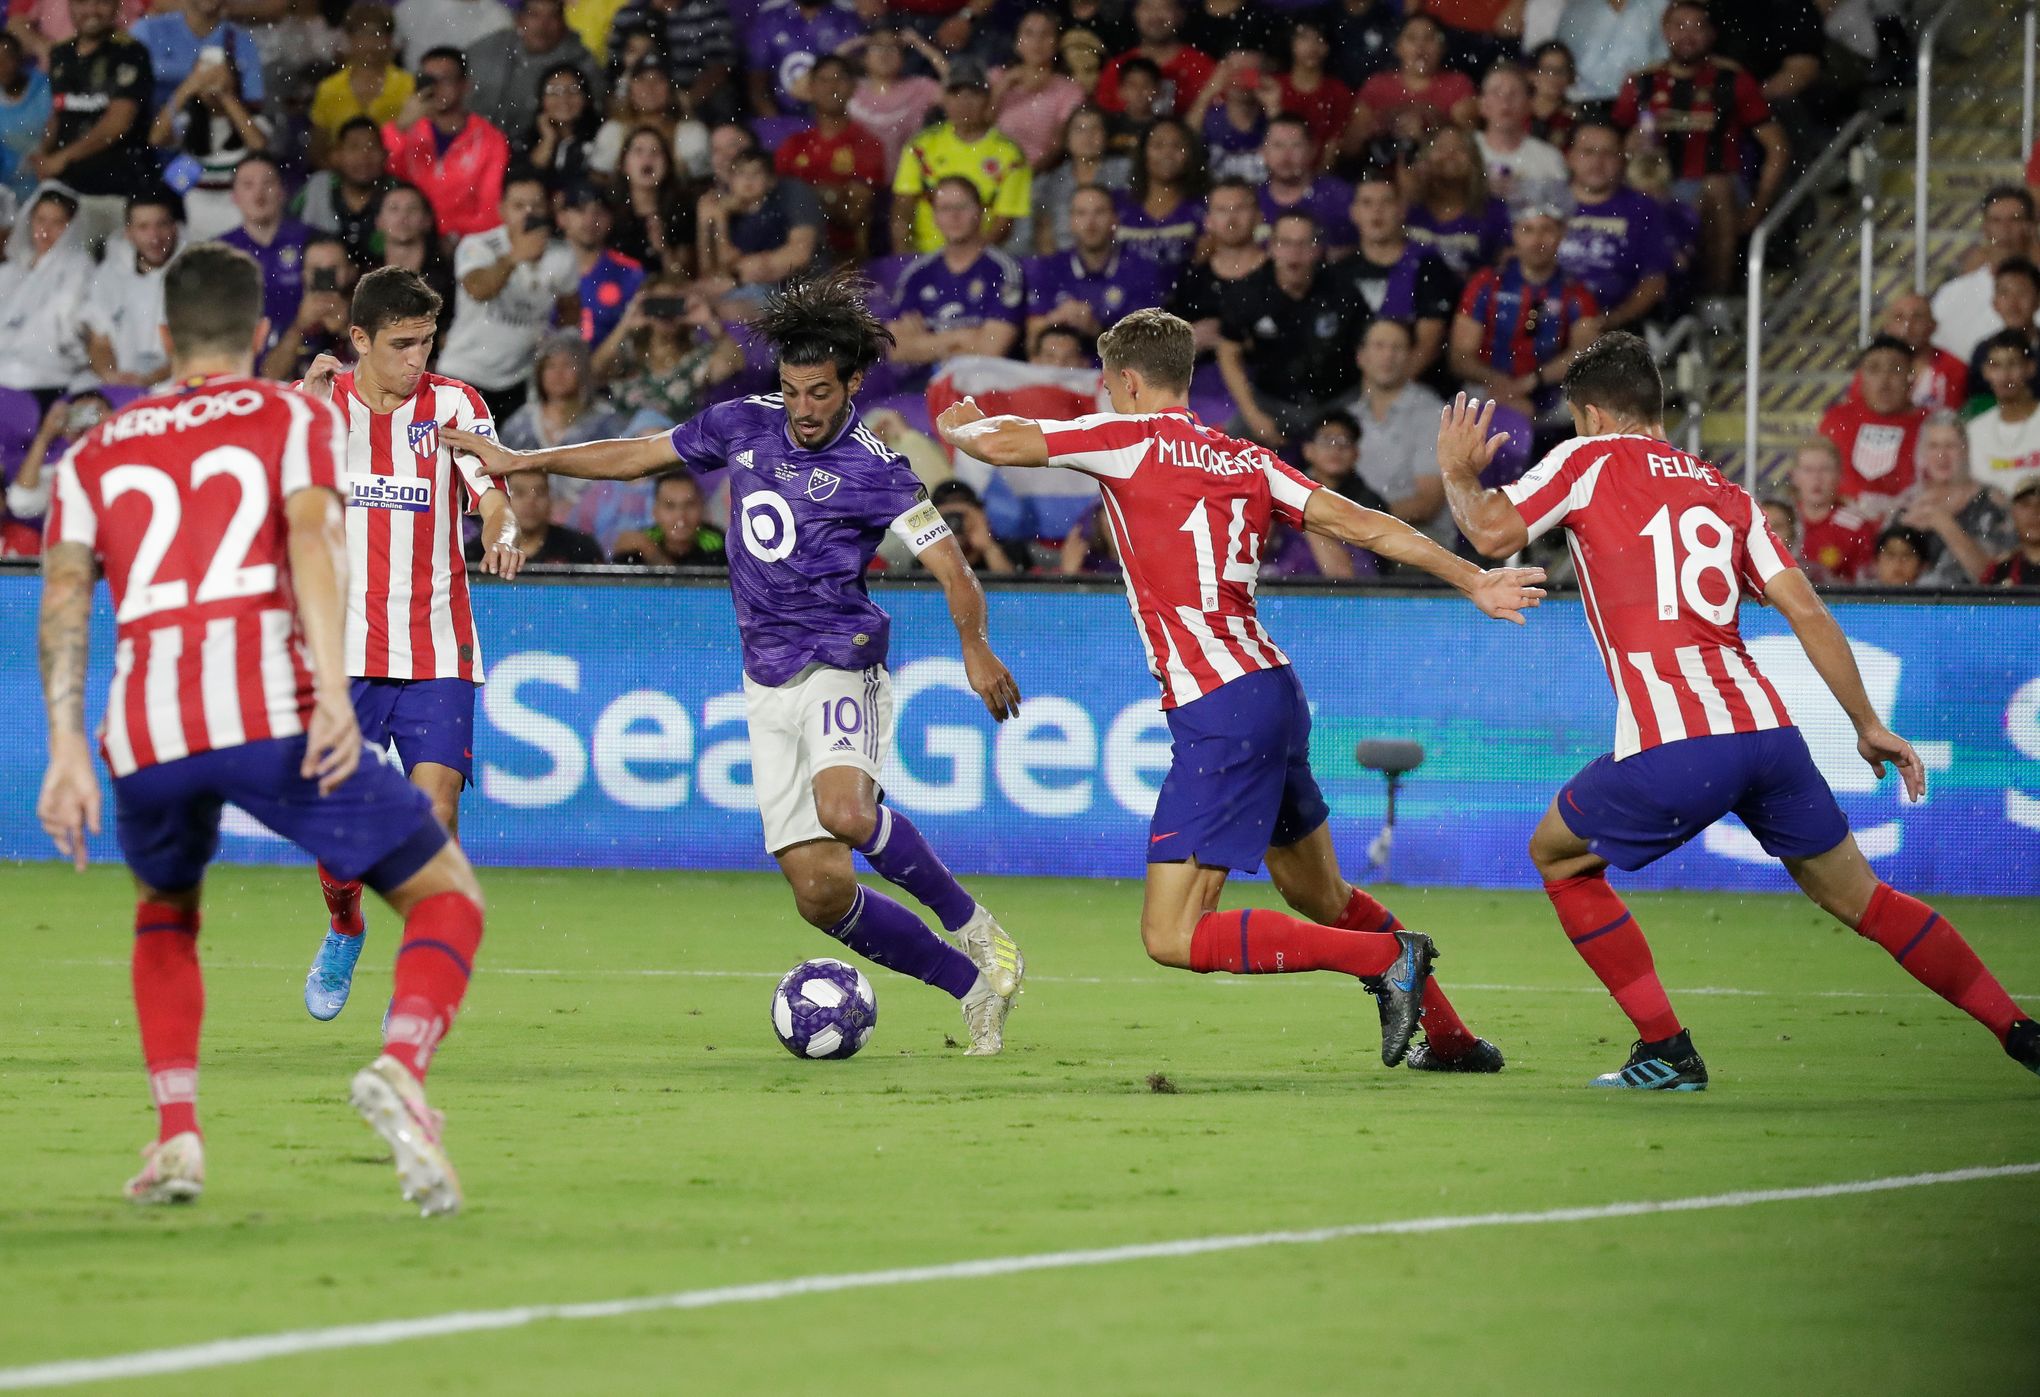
left=353, top=677, right=476, bottom=785
left=1148, top=666, right=1331, bottom=873
left=1557, top=728, right=1850, bottom=872
left=114, top=736, right=447, bottom=895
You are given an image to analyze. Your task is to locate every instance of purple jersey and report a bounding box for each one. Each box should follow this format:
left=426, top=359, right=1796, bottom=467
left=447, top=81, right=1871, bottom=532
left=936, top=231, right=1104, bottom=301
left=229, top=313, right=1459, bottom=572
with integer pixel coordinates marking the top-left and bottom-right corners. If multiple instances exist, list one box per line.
left=218, top=218, right=312, bottom=349
left=894, top=248, right=1024, bottom=332
left=1022, top=247, right=1166, bottom=328
left=1558, top=187, right=1666, bottom=312
left=1113, top=192, right=1205, bottom=277
left=667, top=394, right=938, bottom=685
left=1407, top=197, right=1510, bottom=278
left=747, top=0, right=865, bottom=114
left=1259, top=176, right=1356, bottom=249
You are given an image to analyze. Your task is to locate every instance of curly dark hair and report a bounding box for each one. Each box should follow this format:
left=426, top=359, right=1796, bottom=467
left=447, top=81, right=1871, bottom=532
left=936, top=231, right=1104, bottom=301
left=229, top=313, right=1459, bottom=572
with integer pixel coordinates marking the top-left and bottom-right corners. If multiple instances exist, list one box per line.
left=756, top=267, right=896, bottom=381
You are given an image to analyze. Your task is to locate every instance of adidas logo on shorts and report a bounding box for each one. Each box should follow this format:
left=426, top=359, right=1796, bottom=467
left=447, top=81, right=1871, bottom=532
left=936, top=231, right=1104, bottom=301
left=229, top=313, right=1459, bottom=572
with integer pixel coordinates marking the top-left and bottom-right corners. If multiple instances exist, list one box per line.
left=830, top=737, right=854, bottom=752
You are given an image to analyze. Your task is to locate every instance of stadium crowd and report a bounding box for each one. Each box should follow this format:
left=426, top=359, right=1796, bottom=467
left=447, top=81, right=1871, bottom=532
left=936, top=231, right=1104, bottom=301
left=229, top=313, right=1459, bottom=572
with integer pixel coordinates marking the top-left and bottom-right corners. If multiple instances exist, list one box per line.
left=0, top=0, right=2035, bottom=585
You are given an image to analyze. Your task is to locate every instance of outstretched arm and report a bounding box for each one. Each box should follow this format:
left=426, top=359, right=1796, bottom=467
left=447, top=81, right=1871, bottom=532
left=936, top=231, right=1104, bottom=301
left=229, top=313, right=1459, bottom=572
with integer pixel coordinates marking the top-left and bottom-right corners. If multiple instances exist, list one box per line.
left=936, top=398, right=1050, bottom=468
left=443, top=426, right=679, bottom=482
left=918, top=535, right=1022, bottom=720
left=1436, top=393, right=1531, bottom=558
left=37, top=540, right=100, bottom=869
left=474, top=488, right=525, bottom=579
left=1765, top=568, right=1925, bottom=800
left=1301, top=490, right=1546, bottom=624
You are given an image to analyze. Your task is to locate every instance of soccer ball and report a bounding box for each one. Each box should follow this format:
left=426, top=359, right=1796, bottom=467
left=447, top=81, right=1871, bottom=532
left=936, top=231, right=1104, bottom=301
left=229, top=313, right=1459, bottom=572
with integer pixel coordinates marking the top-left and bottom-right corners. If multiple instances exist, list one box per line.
left=771, top=958, right=877, bottom=1060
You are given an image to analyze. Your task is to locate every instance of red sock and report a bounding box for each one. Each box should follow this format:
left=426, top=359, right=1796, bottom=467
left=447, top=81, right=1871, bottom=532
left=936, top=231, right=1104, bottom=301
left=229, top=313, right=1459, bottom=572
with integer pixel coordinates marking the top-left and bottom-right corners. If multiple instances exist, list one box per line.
left=132, top=901, right=203, bottom=1142
left=1188, top=907, right=1401, bottom=978
left=1544, top=873, right=1682, bottom=1042
left=319, top=863, right=365, bottom=937
left=1334, top=888, right=1478, bottom=1057
left=1855, top=883, right=2024, bottom=1042
left=383, top=892, right=484, bottom=1082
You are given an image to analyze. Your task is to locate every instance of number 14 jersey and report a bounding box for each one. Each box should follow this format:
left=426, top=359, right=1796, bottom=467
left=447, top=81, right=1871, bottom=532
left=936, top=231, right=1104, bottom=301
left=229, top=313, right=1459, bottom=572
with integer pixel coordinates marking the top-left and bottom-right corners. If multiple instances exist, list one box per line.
left=1040, top=408, right=1320, bottom=709
left=1504, top=432, right=1797, bottom=759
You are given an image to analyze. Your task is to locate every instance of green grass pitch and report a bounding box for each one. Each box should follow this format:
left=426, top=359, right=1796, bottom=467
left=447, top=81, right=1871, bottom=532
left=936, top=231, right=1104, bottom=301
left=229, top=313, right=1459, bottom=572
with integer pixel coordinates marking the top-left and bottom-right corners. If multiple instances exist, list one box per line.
left=2, top=864, right=2037, bottom=1395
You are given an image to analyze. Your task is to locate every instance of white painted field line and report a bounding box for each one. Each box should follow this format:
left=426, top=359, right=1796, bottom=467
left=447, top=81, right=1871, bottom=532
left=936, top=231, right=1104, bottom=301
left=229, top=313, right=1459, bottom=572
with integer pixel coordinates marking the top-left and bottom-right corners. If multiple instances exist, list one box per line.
left=38, top=958, right=2024, bottom=1000
left=1, top=1162, right=2034, bottom=1391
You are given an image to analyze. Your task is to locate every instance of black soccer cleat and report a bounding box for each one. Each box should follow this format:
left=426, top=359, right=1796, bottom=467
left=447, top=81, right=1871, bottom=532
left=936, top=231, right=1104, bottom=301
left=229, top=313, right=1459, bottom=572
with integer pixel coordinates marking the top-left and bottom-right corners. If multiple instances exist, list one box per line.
left=1406, top=1036, right=1505, bottom=1073
left=2006, top=1019, right=2040, bottom=1079
left=1372, top=932, right=1436, bottom=1068
left=1591, top=1030, right=1708, bottom=1091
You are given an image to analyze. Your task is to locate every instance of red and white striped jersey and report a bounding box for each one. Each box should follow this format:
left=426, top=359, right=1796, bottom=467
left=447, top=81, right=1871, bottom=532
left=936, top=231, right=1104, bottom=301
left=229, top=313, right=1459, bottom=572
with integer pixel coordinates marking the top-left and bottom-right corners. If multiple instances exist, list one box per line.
left=329, top=371, right=497, bottom=682
left=45, top=375, right=347, bottom=777
left=1038, top=407, right=1319, bottom=708
left=1504, top=433, right=1797, bottom=759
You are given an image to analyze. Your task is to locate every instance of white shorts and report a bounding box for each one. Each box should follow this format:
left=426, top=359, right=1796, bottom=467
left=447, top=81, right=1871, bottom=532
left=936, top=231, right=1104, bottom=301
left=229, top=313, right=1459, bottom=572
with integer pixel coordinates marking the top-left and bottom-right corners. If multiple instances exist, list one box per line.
left=743, top=663, right=893, bottom=855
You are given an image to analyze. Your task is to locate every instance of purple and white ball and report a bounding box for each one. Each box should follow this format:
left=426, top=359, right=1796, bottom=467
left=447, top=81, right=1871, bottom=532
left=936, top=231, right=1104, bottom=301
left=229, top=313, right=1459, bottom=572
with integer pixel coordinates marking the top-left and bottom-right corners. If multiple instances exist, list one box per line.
left=771, top=958, right=878, bottom=1060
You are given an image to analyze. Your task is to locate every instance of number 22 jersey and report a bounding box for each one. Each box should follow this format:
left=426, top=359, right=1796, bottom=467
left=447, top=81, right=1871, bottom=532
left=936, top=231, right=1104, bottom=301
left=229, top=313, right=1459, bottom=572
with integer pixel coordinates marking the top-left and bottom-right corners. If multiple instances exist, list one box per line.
left=1504, top=433, right=1798, bottom=759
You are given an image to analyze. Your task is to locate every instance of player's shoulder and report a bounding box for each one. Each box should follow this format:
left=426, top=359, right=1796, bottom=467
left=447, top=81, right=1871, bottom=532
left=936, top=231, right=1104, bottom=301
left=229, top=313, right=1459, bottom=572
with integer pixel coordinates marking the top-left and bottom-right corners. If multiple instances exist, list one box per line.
left=420, top=372, right=488, bottom=413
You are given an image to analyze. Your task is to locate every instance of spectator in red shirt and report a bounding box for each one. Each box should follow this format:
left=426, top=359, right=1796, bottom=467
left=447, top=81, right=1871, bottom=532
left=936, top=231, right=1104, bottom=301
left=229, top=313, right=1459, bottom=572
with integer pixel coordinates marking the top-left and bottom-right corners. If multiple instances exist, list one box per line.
left=1790, top=437, right=1877, bottom=583
left=382, top=47, right=511, bottom=241
left=1273, top=15, right=1352, bottom=166
left=1818, top=335, right=1929, bottom=520
left=1094, top=0, right=1215, bottom=118
left=774, top=54, right=885, bottom=258
left=1346, top=14, right=1476, bottom=153
left=1613, top=0, right=1787, bottom=295
left=1844, top=291, right=1969, bottom=412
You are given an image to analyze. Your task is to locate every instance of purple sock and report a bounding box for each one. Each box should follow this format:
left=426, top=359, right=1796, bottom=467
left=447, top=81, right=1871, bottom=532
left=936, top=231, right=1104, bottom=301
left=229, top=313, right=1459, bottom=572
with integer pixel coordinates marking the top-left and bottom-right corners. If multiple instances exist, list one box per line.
left=855, top=805, right=976, bottom=934
left=825, top=885, right=980, bottom=1000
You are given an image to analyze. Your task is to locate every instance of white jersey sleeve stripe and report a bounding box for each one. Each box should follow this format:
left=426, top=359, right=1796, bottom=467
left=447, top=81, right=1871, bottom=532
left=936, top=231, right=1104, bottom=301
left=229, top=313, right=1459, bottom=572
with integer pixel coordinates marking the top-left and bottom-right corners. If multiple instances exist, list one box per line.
left=1038, top=412, right=1153, bottom=480
left=1676, top=644, right=1736, bottom=735
left=1745, top=491, right=1792, bottom=583
left=142, top=626, right=189, bottom=764
left=1625, top=652, right=1687, bottom=745
left=1717, top=645, right=1781, bottom=730
left=1260, top=459, right=1315, bottom=517
left=278, top=391, right=313, bottom=497
left=199, top=617, right=247, bottom=750
left=1505, top=437, right=1608, bottom=544
left=52, top=441, right=96, bottom=547
left=103, top=637, right=136, bottom=775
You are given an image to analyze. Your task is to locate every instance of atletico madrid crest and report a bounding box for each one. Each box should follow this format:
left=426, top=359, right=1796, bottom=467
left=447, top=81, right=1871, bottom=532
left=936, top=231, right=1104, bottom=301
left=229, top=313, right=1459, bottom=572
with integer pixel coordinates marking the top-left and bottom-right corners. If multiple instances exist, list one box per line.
left=408, top=419, right=439, bottom=459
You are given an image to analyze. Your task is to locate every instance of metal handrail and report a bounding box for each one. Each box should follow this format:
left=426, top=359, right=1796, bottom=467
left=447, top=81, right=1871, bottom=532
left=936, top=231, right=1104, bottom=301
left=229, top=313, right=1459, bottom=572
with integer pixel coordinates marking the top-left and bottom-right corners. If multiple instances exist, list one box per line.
left=1916, top=0, right=2040, bottom=291
left=1743, top=99, right=1901, bottom=486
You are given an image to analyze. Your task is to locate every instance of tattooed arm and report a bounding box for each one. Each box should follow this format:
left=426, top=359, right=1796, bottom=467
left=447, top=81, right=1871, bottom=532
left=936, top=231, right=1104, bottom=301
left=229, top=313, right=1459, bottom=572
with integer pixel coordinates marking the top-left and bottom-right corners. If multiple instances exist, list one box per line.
left=37, top=541, right=101, bottom=869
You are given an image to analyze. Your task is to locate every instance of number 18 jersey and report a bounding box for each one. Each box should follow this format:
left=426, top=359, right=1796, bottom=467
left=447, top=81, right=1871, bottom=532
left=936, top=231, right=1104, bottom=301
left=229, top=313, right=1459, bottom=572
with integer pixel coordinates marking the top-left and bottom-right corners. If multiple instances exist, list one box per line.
left=1040, top=408, right=1320, bottom=709
left=1505, top=433, right=1797, bottom=759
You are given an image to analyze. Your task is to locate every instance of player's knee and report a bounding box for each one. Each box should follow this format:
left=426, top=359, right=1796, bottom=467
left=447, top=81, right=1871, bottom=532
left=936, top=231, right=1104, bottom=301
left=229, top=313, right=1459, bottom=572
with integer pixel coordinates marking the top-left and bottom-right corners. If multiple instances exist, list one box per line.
left=814, top=796, right=875, bottom=848
left=787, top=869, right=856, bottom=929
left=1140, top=915, right=1193, bottom=969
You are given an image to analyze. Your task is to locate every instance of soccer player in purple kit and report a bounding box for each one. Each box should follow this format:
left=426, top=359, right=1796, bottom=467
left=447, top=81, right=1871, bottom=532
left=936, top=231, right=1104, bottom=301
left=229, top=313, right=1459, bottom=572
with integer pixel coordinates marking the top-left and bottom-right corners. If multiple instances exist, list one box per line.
left=1556, top=118, right=1669, bottom=333
left=445, top=271, right=1030, bottom=1053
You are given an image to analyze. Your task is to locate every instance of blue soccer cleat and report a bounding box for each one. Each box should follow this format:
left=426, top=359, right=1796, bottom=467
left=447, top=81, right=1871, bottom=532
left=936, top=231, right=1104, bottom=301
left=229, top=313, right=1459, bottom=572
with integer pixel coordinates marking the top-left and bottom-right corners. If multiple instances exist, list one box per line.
left=1591, top=1030, right=1708, bottom=1091
left=305, top=924, right=367, bottom=1022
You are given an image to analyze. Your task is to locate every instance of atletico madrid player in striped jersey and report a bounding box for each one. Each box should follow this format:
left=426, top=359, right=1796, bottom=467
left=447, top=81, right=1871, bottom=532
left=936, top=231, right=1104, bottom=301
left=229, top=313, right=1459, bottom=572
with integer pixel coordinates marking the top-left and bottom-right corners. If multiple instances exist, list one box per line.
left=294, top=268, right=525, bottom=1023
left=1440, top=331, right=2040, bottom=1089
left=35, top=244, right=486, bottom=1213
left=939, top=308, right=1548, bottom=1071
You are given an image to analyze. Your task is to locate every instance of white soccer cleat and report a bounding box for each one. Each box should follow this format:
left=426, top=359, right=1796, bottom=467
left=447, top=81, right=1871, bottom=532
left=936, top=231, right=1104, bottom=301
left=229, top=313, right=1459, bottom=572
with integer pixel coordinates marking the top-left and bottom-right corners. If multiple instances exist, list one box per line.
left=961, top=974, right=1012, bottom=1056
left=124, top=1131, right=205, bottom=1205
left=349, top=1054, right=463, bottom=1218
left=956, top=903, right=1025, bottom=999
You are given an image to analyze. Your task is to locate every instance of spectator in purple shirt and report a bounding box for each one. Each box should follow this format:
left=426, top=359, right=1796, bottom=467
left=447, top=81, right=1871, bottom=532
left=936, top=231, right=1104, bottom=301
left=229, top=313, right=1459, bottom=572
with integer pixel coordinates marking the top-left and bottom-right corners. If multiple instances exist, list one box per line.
left=1023, top=184, right=1167, bottom=352
left=1556, top=117, right=1668, bottom=332
left=887, top=175, right=1024, bottom=377
left=746, top=0, right=864, bottom=118
left=1114, top=115, right=1208, bottom=276
left=1406, top=124, right=1510, bottom=278
left=217, top=153, right=310, bottom=353
left=1256, top=114, right=1353, bottom=250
